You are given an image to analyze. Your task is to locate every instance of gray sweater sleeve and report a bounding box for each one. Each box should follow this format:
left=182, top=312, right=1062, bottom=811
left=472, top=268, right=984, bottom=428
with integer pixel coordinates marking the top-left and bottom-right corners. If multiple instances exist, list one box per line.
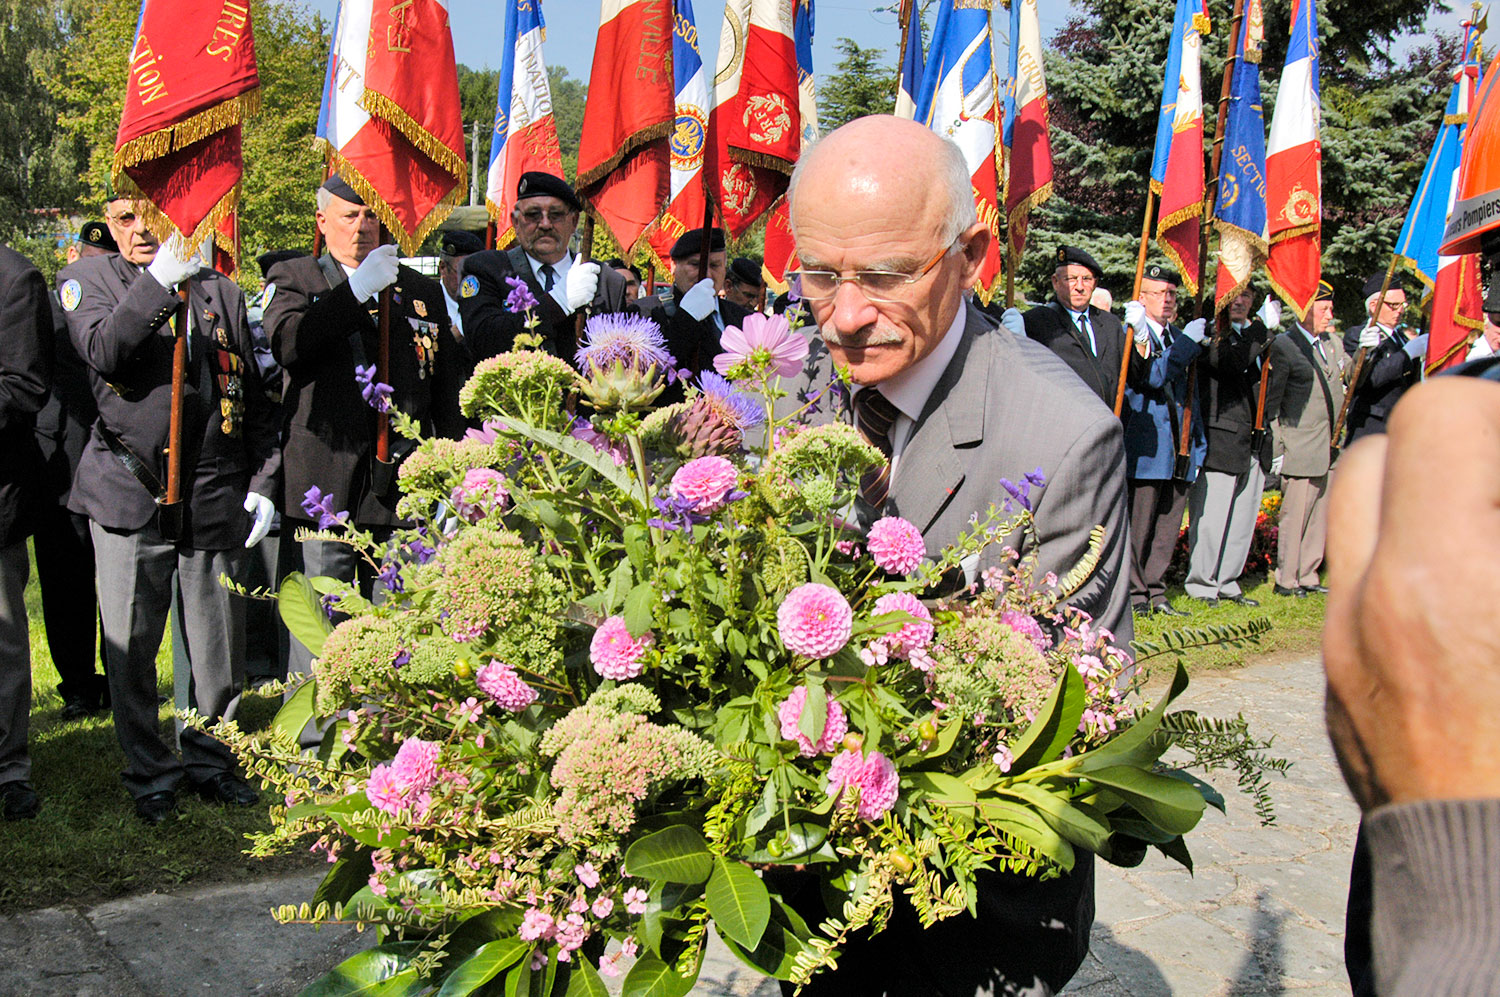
left=1367, top=798, right=1500, bottom=996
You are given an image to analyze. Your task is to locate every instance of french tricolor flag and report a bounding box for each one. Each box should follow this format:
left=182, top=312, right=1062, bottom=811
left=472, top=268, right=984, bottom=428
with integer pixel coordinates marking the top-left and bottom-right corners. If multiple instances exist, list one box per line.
left=1002, top=0, right=1052, bottom=266
left=894, top=12, right=923, bottom=120
left=644, top=0, right=711, bottom=272
left=315, top=0, right=466, bottom=254
left=1149, top=0, right=1209, bottom=296
left=761, top=0, right=817, bottom=289
left=486, top=0, right=564, bottom=248
left=1265, top=0, right=1322, bottom=320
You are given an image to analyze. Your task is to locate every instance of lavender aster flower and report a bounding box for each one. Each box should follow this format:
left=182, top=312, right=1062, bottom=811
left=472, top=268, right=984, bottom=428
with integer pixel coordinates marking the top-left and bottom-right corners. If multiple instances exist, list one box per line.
left=504, top=275, right=538, bottom=314
left=354, top=364, right=394, bottom=412
left=575, top=313, right=675, bottom=375
left=698, top=371, right=764, bottom=429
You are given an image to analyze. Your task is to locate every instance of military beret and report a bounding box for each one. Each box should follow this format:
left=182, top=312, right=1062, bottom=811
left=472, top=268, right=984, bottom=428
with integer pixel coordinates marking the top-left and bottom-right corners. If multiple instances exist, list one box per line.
left=79, top=220, right=117, bottom=252
left=670, top=227, right=727, bottom=260
left=604, top=257, right=629, bottom=270
left=256, top=249, right=303, bottom=276
left=516, top=171, right=582, bottom=211
left=1361, top=271, right=1407, bottom=299
left=1486, top=274, right=1500, bottom=315
left=320, top=174, right=365, bottom=206
left=1054, top=245, right=1103, bottom=279
left=440, top=230, right=483, bottom=258
left=728, top=256, right=764, bottom=286
left=1141, top=263, right=1179, bottom=286
left=1315, top=280, right=1335, bottom=302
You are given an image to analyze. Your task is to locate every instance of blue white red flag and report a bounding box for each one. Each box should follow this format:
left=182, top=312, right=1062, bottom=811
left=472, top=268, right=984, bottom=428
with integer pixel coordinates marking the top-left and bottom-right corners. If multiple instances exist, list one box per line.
left=761, top=0, right=817, bottom=289
left=1212, top=0, right=1267, bottom=311
left=486, top=0, right=564, bottom=248
left=644, top=0, right=712, bottom=272
left=913, top=0, right=1003, bottom=302
left=894, top=5, right=923, bottom=120
left=1002, top=0, right=1052, bottom=266
left=1149, top=0, right=1210, bottom=295
left=1265, top=0, right=1321, bottom=320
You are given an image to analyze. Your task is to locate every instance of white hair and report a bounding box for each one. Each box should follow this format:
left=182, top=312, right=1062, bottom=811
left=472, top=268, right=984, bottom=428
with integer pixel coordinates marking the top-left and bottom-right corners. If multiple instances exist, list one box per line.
left=316, top=186, right=332, bottom=211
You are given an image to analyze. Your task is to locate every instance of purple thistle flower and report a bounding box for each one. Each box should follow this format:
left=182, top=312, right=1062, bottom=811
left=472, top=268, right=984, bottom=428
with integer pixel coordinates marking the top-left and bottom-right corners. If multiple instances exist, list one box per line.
left=300, top=486, right=349, bottom=530
left=575, top=313, right=675, bottom=375
left=354, top=364, right=394, bottom=412
left=698, top=371, right=764, bottom=429
left=504, top=275, right=538, bottom=314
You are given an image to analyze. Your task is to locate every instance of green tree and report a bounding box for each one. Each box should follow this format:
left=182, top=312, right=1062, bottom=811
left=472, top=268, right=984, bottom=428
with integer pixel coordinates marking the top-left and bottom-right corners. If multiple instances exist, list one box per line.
left=819, top=38, right=897, bottom=132
left=549, top=66, right=587, bottom=164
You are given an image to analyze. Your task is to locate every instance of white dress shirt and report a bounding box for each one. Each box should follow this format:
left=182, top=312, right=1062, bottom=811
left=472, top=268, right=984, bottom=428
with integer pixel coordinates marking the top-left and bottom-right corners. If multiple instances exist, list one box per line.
left=525, top=251, right=574, bottom=313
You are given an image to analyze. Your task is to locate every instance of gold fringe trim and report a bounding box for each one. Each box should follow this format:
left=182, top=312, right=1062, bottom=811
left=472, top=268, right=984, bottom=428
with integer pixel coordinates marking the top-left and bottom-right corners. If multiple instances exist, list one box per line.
left=113, top=89, right=261, bottom=170
left=1265, top=269, right=1313, bottom=324
left=1426, top=329, right=1480, bottom=374
left=974, top=265, right=1004, bottom=307
left=1268, top=221, right=1318, bottom=246
left=1444, top=112, right=1469, bottom=125
left=1393, top=253, right=1437, bottom=295
left=728, top=145, right=796, bottom=177
left=1007, top=180, right=1053, bottom=257
left=1156, top=198, right=1203, bottom=237
left=358, top=89, right=467, bottom=182
left=316, top=143, right=462, bottom=255
left=1210, top=220, right=1267, bottom=311
left=112, top=172, right=242, bottom=258
left=1157, top=238, right=1199, bottom=298
left=1193, top=12, right=1211, bottom=35
left=576, top=120, right=674, bottom=192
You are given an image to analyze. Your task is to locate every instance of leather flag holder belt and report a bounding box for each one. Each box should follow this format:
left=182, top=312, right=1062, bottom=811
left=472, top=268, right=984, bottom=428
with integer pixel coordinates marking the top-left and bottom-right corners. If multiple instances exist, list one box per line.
left=97, top=424, right=183, bottom=541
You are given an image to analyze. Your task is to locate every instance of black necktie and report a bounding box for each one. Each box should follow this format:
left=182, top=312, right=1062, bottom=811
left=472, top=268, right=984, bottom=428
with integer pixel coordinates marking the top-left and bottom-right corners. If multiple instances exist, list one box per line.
left=540, top=264, right=556, bottom=292
left=1075, top=312, right=1094, bottom=355
left=854, top=388, right=898, bottom=509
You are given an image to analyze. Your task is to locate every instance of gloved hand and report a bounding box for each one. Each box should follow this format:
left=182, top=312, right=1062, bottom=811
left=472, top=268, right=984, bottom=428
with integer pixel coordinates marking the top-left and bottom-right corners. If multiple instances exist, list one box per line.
left=1256, top=297, right=1282, bottom=329
left=565, top=261, right=601, bottom=312
left=1358, top=324, right=1382, bottom=350
left=147, top=239, right=201, bottom=290
left=1270, top=454, right=1284, bottom=476
left=1402, top=333, right=1429, bottom=360
left=1000, top=307, right=1026, bottom=338
left=679, top=278, right=718, bottom=321
left=1182, top=317, right=1209, bottom=344
left=347, top=245, right=400, bottom=303
left=244, top=492, right=275, bottom=549
left=1124, top=300, right=1147, bottom=339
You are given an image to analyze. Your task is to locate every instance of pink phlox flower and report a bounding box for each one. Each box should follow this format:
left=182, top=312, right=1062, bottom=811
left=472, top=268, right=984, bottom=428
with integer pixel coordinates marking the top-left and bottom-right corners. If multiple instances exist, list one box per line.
left=451, top=467, right=508, bottom=523
left=993, top=744, right=1014, bottom=774
left=1001, top=609, right=1052, bottom=652
left=368, top=876, right=388, bottom=897
left=519, top=908, right=556, bottom=942
left=777, top=685, right=849, bottom=756
left=575, top=861, right=601, bottom=888
left=668, top=455, right=741, bottom=513
left=592, top=895, right=614, bottom=918
left=555, top=913, right=589, bottom=958
left=1073, top=654, right=1106, bottom=680
left=777, top=583, right=853, bottom=658
left=1081, top=707, right=1118, bottom=733
left=714, top=311, right=809, bottom=377
left=980, top=565, right=1005, bottom=592
left=569, top=897, right=590, bottom=914
left=869, top=592, right=935, bottom=660
left=621, top=937, right=640, bottom=958
left=476, top=660, right=538, bottom=711
left=598, top=954, right=624, bottom=978
left=826, top=748, right=900, bottom=820
left=623, top=886, right=649, bottom=914
left=866, top=517, right=926, bottom=575
left=455, top=696, right=483, bottom=723
left=590, top=616, right=654, bottom=680
left=530, top=950, right=547, bottom=971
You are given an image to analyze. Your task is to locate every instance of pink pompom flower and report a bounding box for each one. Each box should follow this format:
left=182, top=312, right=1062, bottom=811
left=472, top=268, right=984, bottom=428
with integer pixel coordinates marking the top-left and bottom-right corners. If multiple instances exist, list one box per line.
left=826, top=749, right=900, bottom=821
left=590, top=616, right=654, bottom=680
left=777, top=583, right=853, bottom=658
left=714, top=312, right=809, bottom=377
left=476, top=660, right=538, bottom=711
left=451, top=467, right=509, bottom=523
left=866, top=517, right=926, bottom=575
left=668, top=456, right=740, bottom=513
left=777, top=686, right=850, bottom=756
left=869, top=592, right=934, bottom=660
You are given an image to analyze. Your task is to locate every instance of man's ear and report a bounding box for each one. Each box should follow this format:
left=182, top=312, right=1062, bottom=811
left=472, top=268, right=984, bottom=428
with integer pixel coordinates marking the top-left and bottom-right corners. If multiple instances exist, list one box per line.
left=958, top=223, right=990, bottom=288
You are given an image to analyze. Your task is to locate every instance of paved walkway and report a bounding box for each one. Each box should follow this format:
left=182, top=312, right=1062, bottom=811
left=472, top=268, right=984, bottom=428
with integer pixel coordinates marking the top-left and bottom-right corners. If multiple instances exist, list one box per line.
left=2, top=655, right=1357, bottom=996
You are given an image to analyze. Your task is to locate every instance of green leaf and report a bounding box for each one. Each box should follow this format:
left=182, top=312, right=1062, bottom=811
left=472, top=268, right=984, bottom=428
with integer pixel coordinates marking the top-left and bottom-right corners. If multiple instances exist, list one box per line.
left=798, top=681, right=828, bottom=747
left=603, top=559, right=634, bottom=614
left=907, top=771, right=976, bottom=810
left=564, top=959, right=609, bottom=997
left=1007, top=664, right=1086, bottom=772
left=1161, top=768, right=1227, bottom=814
left=279, top=571, right=333, bottom=658
left=705, top=857, right=771, bottom=950
left=1074, top=662, right=1190, bottom=773
left=1083, top=766, right=1207, bottom=835
left=740, top=815, right=832, bottom=863
left=623, top=524, right=650, bottom=573
left=622, top=826, right=714, bottom=884
left=621, top=954, right=696, bottom=997
left=299, top=943, right=421, bottom=997
left=996, top=782, right=1111, bottom=854
left=976, top=799, right=1075, bottom=870
left=910, top=714, right=964, bottom=762
left=434, top=939, right=529, bottom=997
left=498, top=417, right=642, bottom=504
left=273, top=679, right=318, bottom=741
left=312, top=849, right=374, bottom=908
left=623, top=583, right=656, bottom=638
left=1154, top=834, right=1195, bottom=872
left=717, top=899, right=808, bottom=980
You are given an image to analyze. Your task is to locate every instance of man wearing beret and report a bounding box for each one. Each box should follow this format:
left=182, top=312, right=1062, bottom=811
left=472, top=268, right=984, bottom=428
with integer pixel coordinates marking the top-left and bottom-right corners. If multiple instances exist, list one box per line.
left=723, top=256, right=767, bottom=314
left=61, top=196, right=280, bottom=823
left=263, top=175, right=458, bottom=684
left=458, top=172, right=631, bottom=363
left=1022, top=246, right=1130, bottom=405
left=1342, top=272, right=1425, bottom=442
left=637, top=227, right=753, bottom=405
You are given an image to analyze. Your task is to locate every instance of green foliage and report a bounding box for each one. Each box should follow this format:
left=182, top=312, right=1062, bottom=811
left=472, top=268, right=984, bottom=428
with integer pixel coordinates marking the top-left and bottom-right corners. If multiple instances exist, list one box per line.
left=1160, top=710, right=1292, bottom=825
left=549, top=68, right=587, bottom=160
left=818, top=39, right=897, bottom=132
left=0, top=0, right=84, bottom=245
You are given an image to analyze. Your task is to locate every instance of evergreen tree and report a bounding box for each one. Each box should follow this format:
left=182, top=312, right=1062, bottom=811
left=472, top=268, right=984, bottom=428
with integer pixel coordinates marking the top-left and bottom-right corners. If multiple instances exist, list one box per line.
left=819, top=38, right=897, bottom=131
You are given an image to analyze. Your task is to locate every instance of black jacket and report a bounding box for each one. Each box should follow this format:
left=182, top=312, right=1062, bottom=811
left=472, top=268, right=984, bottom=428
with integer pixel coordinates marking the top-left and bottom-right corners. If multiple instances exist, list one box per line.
left=1022, top=301, right=1131, bottom=406
left=635, top=288, right=752, bottom=406
left=1341, top=325, right=1420, bottom=442
left=457, top=247, right=631, bottom=364
left=0, top=246, right=51, bottom=546
left=1197, top=320, right=1285, bottom=475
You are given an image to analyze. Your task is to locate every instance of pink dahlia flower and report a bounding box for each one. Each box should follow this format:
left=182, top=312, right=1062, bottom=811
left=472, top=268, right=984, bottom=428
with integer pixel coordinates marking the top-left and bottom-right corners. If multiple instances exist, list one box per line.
left=476, top=661, right=538, bottom=711
left=777, top=583, right=854, bottom=658
left=590, top=615, right=653, bottom=679
left=866, top=517, right=926, bottom=575
left=669, top=455, right=739, bottom=513
left=777, top=686, right=850, bottom=756
left=826, top=748, right=900, bottom=821
left=714, top=312, right=810, bottom=377
left=364, top=765, right=404, bottom=814
left=389, top=737, right=441, bottom=791
left=870, top=592, right=935, bottom=659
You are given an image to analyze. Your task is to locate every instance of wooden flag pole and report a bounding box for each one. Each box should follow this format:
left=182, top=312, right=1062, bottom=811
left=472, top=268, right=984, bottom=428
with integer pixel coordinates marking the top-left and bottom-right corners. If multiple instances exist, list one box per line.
left=573, top=211, right=597, bottom=352
left=895, top=0, right=916, bottom=103
left=160, top=283, right=189, bottom=539
left=1115, top=189, right=1157, bottom=417
left=692, top=199, right=716, bottom=373
left=1332, top=254, right=1400, bottom=449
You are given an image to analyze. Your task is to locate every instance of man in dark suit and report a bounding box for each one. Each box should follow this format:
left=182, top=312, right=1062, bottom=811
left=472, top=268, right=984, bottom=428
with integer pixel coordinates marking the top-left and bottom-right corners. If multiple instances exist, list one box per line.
left=0, top=245, right=52, bottom=821
left=1342, top=272, right=1426, bottom=443
left=780, top=114, right=1131, bottom=997
left=458, top=172, right=630, bottom=363
left=63, top=197, right=279, bottom=823
left=264, top=175, right=458, bottom=682
left=636, top=227, right=752, bottom=405
left=1023, top=245, right=1129, bottom=405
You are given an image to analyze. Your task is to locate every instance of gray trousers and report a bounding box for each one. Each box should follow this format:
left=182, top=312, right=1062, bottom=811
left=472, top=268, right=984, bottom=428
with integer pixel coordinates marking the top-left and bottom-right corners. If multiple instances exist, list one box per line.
left=1277, top=474, right=1329, bottom=589
left=92, top=521, right=246, bottom=797
left=1184, top=463, right=1266, bottom=599
left=0, top=540, right=32, bottom=785
left=1128, top=478, right=1188, bottom=607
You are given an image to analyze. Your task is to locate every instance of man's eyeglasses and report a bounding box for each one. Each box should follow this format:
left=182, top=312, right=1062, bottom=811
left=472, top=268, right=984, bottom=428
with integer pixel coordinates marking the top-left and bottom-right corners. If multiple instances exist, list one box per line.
left=788, top=243, right=954, bottom=303
left=517, top=208, right=574, bottom=226
left=106, top=211, right=138, bottom=226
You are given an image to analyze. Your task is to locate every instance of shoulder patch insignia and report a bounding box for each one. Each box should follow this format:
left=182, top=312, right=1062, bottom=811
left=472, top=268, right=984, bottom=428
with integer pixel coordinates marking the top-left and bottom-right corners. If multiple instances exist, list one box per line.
left=262, top=283, right=276, bottom=308
left=60, top=279, right=82, bottom=311
left=460, top=275, right=479, bottom=298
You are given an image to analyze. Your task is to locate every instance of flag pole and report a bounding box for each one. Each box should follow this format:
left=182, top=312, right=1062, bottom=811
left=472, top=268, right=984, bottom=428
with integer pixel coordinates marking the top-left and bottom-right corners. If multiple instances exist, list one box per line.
left=896, top=0, right=916, bottom=103
left=160, top=283, right=189, bottom=539
left=375, top=225, right=393, bottom=470
left=1115, top=189, right=1157, bottom=417
left=573, top=210, right=597, bottom=352
left=1332, top=254, right=1400, bottom=449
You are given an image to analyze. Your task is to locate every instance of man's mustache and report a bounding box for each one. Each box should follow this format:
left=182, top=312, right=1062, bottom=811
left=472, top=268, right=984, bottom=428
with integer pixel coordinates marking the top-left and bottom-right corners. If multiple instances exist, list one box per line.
left=821, top=325, right=904, bottom=347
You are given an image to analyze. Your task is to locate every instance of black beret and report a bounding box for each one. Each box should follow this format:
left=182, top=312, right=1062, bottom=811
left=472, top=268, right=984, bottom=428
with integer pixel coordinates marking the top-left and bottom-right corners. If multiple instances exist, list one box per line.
left=1361, top=271, right=1407, bottom=299
left=516, top=171, right=581, bottom=211
left=604, top=257, right=629, bottom=269
left=1054, top=245, right=1103, bottom=279
left=1141, top=263, right=1179, bottom=287
left=1486, top=275, right=1500, bottom=315
left=670, top=227, right=727, bottom=260
left=440, top=230, right=483, bottom=257
left=1315, top=280, right=1335, bottom=302
left=728, top=256, right=763, bottom=286
left=79, top=220, right=117, bottom=252
left=256, top=249, right=304, bottom=276
left=320, top=174, right=365, bottom=206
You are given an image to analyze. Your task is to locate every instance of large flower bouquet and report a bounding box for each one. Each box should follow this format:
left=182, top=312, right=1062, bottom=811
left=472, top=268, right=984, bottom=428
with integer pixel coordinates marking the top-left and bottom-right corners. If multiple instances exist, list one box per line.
left=214, top=304, right=1278, bottom=996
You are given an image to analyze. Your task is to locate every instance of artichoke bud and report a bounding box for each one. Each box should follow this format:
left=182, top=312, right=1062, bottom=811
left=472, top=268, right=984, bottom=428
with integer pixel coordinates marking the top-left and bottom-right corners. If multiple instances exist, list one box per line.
left=577, top=358, right=667, bottom=413
left=664, top=395, right=744, bottom=458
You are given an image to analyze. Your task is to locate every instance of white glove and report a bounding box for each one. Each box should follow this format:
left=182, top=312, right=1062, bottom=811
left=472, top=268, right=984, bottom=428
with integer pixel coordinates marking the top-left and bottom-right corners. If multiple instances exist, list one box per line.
left=244, top=492, right=275, bottom=549
left=1270, top=454, right=1284, bottom=475
left=1000, top=307, right=1026, bottom=338
left=1256, top=297, right=1282, bottom=329
left=565, top=261, right=601, bottom=312
left=1182, top=317, right=1209, bottom=344
left=1124, top=300, right=1147, bottom=339
left=679, top=278, right=718, bottom=321
left=147, top=240, right=201, bottom=290
left=1402, top=332, right=1429, bottom=360
left=1358, top=324, right=1381, bottom=349
left=347, top=245, right=399, bottom=303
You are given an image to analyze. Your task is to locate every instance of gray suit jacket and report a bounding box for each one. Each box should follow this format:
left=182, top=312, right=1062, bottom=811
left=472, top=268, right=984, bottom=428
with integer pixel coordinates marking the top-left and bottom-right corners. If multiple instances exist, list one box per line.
left=1270, top=326, right=1347, bottom=479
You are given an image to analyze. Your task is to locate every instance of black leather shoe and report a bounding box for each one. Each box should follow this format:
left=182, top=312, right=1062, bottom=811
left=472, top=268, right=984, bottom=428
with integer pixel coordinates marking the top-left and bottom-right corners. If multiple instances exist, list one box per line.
left=1191, top=596, right=1219, bottom=607
left=1273, top=584, right=1307, bottom=597
left=1, top=781, right=40, bottom=820
left=1223, top=594, right=1261, bottom=607
left=135, top=790, right=177, bottom=825
left=1132, top=603, right=1151, bottom=616
left=193, top=773, right=260, bottom=807
left=1302, top=584, right=1329, bottom=595
left=1153, top=603, right=1191, bottom=617
left=59, top=697, right=92, bottom=721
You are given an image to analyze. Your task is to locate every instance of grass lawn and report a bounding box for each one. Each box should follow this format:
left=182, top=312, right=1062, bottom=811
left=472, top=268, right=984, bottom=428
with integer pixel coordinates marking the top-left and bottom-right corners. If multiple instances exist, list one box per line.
left=1134, top=571, right=1327, bottom=671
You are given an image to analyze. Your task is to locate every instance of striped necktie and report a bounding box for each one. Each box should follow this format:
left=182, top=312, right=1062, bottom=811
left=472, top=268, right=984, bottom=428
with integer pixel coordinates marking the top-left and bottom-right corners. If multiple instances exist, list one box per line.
left=854, top=388, right=898, bottom=509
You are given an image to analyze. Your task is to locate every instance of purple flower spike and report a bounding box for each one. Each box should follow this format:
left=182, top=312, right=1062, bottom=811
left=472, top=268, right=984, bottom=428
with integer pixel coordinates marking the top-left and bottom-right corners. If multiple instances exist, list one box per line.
left=504, top=275, right=538, bottom=314
left=354, top=364, right=394, bottom=412
left=300, top=486, right=350, bottom=530
left=378, top=560, right=405, bottom=594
